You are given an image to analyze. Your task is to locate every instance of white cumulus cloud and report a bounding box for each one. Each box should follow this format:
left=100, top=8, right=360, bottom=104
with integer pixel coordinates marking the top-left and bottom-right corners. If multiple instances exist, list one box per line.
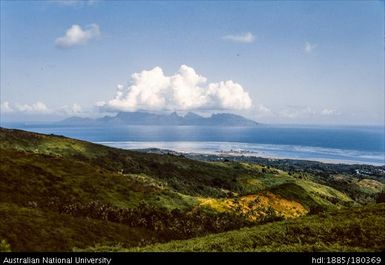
left=1, top=101, right=14, bottom=113
left=55, top=24, right=101, bottom=48
left=304, top=41, right=317, bottom=54
left=256, top=104, right=271, bottom=114
left=321, top=108, right=340, bottom=116
left=99, top=65, right=252, bottom=112
left=14, top=102, right=51, bottom=113
left=222, top=32, right=255, bottom=43
left=1, top=101, right=89, bottom=117
left=71, top=103, right=82, bottom=113
left=57, top=103, right=83, bottom=115
left=279, top=106, right=316, bottom=119
left=278, top=106, right=341, bottom=119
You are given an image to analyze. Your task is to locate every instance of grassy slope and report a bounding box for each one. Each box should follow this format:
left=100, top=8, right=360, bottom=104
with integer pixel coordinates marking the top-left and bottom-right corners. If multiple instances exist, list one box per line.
left=123, top=204, right=385, bottom=252
left=0, top=202, right=158, bottom=252
left=0, top=128, right=354, bottom=213
left=0, top=127, right=382, bottom=251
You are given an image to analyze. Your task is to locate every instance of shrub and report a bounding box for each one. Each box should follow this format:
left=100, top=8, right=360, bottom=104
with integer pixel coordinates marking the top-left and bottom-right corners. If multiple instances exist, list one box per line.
left=376, top=191, right=385, bottom=203
left=0, top=239, right=11, bottom=252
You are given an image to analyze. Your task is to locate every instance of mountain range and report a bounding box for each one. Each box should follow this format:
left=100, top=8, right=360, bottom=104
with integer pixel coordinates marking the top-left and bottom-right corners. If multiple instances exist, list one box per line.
left=60, top=111, right=258, bottom=127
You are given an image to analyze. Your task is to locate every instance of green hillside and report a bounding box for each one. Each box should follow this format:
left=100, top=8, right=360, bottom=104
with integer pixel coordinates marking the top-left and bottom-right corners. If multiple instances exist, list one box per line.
left=121, top=203, right=385, bottom=252
left=0, top=127, right=384, bottom=251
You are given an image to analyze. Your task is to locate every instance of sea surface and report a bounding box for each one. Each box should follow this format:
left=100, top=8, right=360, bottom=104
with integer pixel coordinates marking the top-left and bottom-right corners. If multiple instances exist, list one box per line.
left=4, top=124, right=385, bottom=165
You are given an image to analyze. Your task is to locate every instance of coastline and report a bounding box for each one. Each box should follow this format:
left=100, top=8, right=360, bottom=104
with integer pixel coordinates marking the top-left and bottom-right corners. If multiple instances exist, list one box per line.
left=3, top=124, right=383, bottom=166
left=96, top=141, right=385, bottom=167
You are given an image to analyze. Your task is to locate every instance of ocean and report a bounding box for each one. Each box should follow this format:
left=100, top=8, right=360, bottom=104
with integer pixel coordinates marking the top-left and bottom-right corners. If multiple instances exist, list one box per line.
left=4, top=124, right=385, bottom=165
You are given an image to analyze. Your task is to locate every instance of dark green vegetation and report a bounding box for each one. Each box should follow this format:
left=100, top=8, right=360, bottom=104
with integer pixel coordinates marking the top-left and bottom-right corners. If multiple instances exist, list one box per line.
left=189, top=153, right=385, bottom=203
left=0, top=127, right=384, bottom=251
left=121, top=204, right=384, bottom=252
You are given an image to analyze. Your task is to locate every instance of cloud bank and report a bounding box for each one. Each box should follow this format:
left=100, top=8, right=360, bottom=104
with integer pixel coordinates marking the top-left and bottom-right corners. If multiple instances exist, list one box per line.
left=98, top=65, right=252, bottom=112
left=320, top=108, right=340, bottom=116
left=0, top=102, right=85, bottom=116
left=1, top=101, right=50, bottom=114
left=16, top=102, right=50, bottom=113
left=278, top=106, right=340, bottom=119
left=55, top=24, right=101, bottom=48
left=0, top=102, right=13, bottom=113
left=222, top=32, right=255, bottom=43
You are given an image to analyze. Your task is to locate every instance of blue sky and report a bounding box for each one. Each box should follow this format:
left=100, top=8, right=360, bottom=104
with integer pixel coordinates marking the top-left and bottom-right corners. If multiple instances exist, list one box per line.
left=0, top=0, right=384, bottom=125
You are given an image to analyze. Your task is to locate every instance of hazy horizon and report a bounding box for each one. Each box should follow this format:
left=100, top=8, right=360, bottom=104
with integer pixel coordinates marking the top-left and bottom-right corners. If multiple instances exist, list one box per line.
left=1, top=111, right=385, bottom=128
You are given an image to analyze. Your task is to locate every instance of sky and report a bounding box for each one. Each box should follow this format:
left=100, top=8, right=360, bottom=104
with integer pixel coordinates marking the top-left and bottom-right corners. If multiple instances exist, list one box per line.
left=0, top=0, right=384, bottom=125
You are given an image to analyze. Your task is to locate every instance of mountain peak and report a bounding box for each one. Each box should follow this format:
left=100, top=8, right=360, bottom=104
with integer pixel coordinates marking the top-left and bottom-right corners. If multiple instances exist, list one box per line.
left=185, top=112, right=202, bottom=118
left=60, top=111, right=258, bottom=127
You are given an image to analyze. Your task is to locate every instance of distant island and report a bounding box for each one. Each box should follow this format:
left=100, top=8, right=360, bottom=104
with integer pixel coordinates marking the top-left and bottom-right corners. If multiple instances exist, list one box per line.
left=59, top=111, right=259, bottom=127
